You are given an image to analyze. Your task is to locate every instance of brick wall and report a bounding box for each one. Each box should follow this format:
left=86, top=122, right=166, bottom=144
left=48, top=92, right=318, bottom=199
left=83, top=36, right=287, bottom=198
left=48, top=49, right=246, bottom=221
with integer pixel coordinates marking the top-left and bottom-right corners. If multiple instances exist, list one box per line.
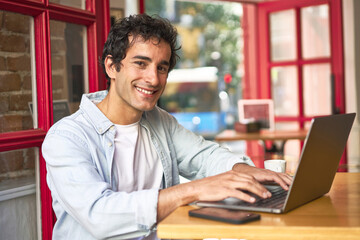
left=0, top=148, right=36, bottom=182
left=50, top=20, right=68, bottom=105
left=0, top=11, right=36, bottom=182
left=0, top=11, right=33, bottom=133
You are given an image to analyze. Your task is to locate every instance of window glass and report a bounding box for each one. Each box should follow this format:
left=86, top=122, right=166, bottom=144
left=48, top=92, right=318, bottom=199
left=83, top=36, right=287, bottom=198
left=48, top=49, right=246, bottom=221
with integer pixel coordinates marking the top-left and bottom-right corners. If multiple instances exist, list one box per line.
left=145, top=0, right=243, bottom=138
left=270, top=9, right=297, bottom=61
left=0, top=11, right=36, bottom=133
left=110, top=0, right=125, bottom=25
left=303, top=63, right=331, bottom=116
left=49, top=0, right=86, bottom=10
left=274, top=122, right=300, bottom=174
left=271, top=66, right=298, bottom=116
left=50, top=21, right=88, bottom=123
left=0, top=147, right=39, bottom=239
left=301, top=4, right=330, bottom=59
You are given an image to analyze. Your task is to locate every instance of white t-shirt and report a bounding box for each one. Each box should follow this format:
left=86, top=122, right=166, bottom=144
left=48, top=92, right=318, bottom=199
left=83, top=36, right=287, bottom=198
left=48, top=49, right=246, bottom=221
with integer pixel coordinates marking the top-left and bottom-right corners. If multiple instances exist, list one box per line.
left=112, top=122, right=163, bottom=240
left=112, top=121, right=163, bottom=193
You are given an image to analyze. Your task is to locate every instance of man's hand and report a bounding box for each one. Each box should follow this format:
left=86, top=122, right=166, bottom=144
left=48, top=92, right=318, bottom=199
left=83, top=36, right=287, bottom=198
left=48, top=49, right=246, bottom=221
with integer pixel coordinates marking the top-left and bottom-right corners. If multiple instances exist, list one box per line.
left=232, top=163, right=293, bottom=190
left=157, top=164, right=292, bottom=222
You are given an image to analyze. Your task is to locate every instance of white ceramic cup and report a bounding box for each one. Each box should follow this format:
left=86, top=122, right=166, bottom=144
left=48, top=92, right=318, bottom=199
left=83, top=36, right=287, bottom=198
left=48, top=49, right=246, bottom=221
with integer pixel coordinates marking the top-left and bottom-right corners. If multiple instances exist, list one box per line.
left=264, top=159, right=286, bottom=173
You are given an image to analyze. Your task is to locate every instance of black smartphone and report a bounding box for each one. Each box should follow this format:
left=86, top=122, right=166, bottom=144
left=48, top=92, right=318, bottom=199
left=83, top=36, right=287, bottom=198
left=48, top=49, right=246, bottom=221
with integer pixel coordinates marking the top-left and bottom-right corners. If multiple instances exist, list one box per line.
left=188, top=207, right=260, bottom=224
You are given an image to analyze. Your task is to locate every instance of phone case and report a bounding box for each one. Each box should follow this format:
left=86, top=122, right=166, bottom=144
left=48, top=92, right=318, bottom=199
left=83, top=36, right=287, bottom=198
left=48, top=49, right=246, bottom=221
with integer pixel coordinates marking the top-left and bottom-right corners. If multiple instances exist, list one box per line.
left=189, top=207, right=261, bottom=224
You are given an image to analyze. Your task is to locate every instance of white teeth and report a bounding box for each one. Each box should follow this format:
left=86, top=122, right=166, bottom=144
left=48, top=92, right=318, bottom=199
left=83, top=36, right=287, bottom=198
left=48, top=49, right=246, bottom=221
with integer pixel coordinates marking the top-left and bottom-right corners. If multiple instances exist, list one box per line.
left=136, top=87, right=154, bottom=95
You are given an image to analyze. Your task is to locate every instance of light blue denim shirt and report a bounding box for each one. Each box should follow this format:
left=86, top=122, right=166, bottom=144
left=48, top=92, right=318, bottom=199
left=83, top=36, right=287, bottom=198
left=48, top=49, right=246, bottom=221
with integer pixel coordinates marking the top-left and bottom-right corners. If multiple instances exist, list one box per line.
left=42, top=90, right=254, bottom=239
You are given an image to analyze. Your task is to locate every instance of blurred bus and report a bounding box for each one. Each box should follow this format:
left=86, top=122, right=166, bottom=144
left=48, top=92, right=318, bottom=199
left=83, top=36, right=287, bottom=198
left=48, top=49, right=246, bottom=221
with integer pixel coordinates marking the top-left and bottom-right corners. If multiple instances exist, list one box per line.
left=159, top=67, right=226, bottom=139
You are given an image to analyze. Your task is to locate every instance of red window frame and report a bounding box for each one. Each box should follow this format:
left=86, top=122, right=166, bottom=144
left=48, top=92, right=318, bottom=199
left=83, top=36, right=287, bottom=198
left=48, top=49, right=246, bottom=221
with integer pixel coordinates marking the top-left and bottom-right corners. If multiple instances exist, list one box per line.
left=0, top=0, right=110, bottom=239
left=242, top=0, right=345, bottom=166
left=257, top=0, right=344, bottom=119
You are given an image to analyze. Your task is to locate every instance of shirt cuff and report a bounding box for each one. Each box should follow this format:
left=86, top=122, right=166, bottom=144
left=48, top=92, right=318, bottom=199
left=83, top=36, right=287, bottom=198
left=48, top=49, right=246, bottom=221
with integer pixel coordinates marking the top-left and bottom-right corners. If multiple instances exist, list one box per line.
left=225, top=155, right=255, bottom=171
left=135, top=188, right=159, bottom=230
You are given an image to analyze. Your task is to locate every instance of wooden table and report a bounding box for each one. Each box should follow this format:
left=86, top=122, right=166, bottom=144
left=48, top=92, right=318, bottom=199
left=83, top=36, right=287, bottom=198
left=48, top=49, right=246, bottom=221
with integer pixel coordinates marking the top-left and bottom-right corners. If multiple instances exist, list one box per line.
left=215, top=129, right=308, bottom=159
left=157, top=173, right=360, bottom=240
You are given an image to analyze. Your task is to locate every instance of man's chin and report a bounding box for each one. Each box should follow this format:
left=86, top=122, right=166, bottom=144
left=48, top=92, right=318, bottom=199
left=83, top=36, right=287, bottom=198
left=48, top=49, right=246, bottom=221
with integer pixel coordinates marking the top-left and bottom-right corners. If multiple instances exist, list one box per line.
left=138, top=104, right=157, bottom=112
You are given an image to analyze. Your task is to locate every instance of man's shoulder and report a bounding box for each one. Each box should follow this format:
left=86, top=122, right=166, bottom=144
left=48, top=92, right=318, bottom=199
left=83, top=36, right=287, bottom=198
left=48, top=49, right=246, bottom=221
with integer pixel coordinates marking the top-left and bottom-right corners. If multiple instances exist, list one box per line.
left=43, top=110, right=98, bottom=154
left=47, top=110, right=89, bottom=136
left=48, top=91, right=109, bottom=134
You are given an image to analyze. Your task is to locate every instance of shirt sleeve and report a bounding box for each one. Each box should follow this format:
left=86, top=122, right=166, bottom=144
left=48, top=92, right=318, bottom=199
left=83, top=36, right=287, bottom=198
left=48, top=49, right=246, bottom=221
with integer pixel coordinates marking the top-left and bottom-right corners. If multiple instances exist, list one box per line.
left=164, top=112, right=255, bottom=179
left=42, top=124, right=159, bottom=239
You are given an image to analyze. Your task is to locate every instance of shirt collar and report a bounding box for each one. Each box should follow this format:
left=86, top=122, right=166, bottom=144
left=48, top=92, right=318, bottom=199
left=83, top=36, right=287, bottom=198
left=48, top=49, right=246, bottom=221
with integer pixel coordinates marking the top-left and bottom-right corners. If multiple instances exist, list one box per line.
left=79, top=90, right=154, bottom=134
left=79, top=90, right=114, bottom=134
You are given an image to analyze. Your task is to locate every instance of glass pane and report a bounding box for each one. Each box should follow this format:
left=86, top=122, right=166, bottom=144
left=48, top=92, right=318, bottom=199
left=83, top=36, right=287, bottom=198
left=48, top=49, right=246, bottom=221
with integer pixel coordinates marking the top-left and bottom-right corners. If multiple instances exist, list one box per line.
left=110, top=0, right=125, bottom=25
left=303, top=64, right=331, bottom=116
left=0, top=148, right=39, bottom=239
left=271, top=66, right=298, bottom=116
left=270, top=9, right=297, bottom=61
left=50, top=21, right=88, bottom=123
left=304, top=121, right=312, bottom=130
left=0, top=11, right=36, bottom=133
left=49, top=0, right=86, bottom=10
left=301, top=4, right=330, bottom=59
left=146, top=0, right=243, bottom=137
left=275, top=122, right=300, bottom=174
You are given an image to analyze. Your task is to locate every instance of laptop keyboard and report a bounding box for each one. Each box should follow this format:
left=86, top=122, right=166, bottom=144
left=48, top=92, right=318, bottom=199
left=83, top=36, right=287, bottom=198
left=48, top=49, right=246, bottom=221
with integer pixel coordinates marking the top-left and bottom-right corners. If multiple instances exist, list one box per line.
left=236, top=186, right=287, bottom=209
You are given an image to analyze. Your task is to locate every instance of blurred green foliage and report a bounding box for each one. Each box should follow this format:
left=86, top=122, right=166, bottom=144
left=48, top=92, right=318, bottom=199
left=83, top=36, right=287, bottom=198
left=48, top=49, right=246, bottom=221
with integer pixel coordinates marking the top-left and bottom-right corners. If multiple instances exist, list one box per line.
left=145, top=0, right=242, bottom=90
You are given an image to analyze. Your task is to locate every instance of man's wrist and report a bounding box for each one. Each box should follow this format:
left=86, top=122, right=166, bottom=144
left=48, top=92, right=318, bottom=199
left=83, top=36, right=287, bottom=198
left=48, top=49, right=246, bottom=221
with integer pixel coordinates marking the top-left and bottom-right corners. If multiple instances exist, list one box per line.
left=232, top=162, right=251, bottom=171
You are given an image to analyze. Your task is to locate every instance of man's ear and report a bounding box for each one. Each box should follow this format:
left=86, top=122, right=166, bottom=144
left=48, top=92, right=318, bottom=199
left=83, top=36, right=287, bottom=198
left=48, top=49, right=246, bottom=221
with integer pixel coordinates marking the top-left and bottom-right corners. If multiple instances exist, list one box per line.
left=104, top=55, right=118, bottom=79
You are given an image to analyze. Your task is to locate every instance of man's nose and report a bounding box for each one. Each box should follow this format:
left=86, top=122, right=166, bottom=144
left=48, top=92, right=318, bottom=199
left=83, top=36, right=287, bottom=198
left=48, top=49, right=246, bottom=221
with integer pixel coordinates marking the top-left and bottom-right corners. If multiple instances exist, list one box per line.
left=145, top=66, right=160, bottom=86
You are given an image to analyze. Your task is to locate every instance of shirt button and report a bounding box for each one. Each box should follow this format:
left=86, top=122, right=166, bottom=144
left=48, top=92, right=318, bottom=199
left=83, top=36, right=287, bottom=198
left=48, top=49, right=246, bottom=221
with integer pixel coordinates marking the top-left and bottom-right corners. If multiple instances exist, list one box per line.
left=110, top=126, right=115, bottom=131
left=107, top=142, right=112, bottom=147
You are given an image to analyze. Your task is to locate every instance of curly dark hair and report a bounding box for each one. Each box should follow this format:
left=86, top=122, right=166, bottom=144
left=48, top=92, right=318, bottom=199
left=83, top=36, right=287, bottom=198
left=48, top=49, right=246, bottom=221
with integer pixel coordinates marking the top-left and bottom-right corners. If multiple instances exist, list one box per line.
left=101, top=13, right=180, bottom=88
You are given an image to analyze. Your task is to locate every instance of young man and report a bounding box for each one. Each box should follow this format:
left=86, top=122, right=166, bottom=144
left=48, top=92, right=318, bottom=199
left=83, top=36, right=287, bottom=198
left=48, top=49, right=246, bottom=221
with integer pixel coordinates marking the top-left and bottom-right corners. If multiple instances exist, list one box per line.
left=42, top=14, right=292, bottom=239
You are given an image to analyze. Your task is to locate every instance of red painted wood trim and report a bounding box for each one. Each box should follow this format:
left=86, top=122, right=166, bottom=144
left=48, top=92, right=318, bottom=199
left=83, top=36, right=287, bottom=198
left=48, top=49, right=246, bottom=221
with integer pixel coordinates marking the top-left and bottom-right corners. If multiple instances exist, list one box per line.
left=139, top=0, right=145, bottom=13
left=259, top=0, right=329, bottom=10
left=0, top=0, right=44, bottom=15
left=242, top=4, right=260, bottom=99
left=257, top=3, right=270, bottom=98
left=0, top=130, right=46, bottom=151
left=88, top=22, right=99, bottom=92
left=47, top=3, right=96, bottom=25
left=330, top=0, right=345, bottom=113
left=34, top=10, right=55, bottom=240
left=242, top=4, right=264, bottom=162
left=95, top=0, right=110, bottom=91
left=269, top=58, right=331, bottom=67
left=242, top=4, right=250, bottom=99
left=39, top=149, right=55, bottom=240
left=329, top=0, right=346, bottom=169
left=295, top=7, right=304, bottom=127
left=86, top=0, right=95, bottom=13
left=1, top=0, right=95, bottom=23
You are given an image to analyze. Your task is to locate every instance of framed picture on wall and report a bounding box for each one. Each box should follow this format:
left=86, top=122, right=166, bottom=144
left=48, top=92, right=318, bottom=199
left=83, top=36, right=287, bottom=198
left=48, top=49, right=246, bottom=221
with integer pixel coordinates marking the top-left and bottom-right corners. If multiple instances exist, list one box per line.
left=238, top=99, right=275, bottom=131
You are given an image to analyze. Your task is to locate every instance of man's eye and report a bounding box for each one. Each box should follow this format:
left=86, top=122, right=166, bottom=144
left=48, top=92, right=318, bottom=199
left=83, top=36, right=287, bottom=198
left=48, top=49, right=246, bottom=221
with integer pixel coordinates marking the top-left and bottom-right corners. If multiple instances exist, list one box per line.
left=135, top=61, right=146, bottom=67
left=158, top=66, right=168, bottom=73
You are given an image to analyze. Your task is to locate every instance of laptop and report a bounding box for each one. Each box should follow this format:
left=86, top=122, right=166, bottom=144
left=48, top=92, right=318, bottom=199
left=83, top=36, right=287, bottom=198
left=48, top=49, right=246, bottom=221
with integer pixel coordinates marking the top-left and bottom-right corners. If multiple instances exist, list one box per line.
left=196, top=113, right=356, bottom=213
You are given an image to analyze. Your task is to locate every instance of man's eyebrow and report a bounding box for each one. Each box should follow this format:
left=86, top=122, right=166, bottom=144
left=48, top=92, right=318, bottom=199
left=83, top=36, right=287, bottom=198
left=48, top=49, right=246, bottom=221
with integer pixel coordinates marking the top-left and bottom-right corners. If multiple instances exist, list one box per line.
left=133, top=55, right=170, bottom=66
left=133, top=55, right=151, bottom=61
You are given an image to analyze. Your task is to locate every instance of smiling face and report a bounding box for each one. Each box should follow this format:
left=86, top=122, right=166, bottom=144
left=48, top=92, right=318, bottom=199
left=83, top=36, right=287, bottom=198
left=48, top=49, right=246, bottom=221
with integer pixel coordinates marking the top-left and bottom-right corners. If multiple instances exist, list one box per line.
left=103, top=36, right=171, bottom=124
